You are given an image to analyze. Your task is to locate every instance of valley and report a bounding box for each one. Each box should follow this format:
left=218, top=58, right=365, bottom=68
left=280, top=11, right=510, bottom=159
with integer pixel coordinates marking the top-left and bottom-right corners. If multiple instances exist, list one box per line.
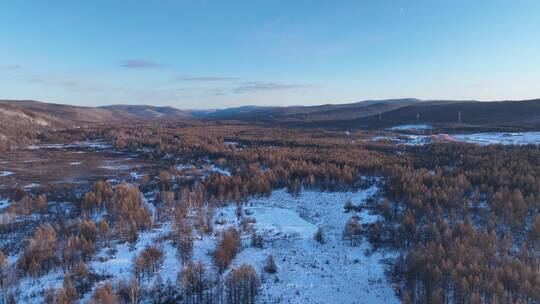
left=1, top=120, right=539, bottom=303
left=3, top=2, right=539, bottom=302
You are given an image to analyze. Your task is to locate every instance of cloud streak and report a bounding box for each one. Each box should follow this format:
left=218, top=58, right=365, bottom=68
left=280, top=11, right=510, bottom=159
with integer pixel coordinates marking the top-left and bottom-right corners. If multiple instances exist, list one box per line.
left=233, top=81, right=315, bottom=94
left=177, top=76, right=240, bottom=82
left=120, top=59, right=165, bottom=69
left=0, top=64, right=22, bottom=69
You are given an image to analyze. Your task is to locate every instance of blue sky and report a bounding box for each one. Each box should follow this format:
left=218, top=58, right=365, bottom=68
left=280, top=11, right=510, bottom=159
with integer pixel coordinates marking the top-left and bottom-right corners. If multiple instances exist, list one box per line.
left=1, top=0, right=539, bottom=109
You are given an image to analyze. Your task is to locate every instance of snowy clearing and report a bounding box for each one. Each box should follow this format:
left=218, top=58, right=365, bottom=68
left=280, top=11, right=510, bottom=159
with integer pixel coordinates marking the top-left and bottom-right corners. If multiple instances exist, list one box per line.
left=372, top=131, right=540, bottom=146
left=453, top=132, right=540, bottom=145
left=214, top=186, right=397, bottom=304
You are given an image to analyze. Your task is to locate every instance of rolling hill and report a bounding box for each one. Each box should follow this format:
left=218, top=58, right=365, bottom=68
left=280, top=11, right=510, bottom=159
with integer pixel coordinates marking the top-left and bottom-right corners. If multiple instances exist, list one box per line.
left=295, top=99, right=540, bottom=131
left=2, top=98, right=540, bottom=148
left=193, top=98, right=540, bottom=131
left=192, top=98, right=421, bottom=122
left=99, top=104, right=190, bottom=119
left=0, top=100, right=192, bottom=149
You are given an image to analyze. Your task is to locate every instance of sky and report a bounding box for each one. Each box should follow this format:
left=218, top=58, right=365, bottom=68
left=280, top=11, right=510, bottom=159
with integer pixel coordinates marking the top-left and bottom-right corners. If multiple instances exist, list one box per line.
left=1, top=0, right=540, bottom=109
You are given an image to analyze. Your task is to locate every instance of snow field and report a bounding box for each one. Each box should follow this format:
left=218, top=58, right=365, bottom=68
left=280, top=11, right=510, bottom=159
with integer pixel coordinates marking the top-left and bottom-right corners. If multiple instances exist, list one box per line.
left=213, top=186, right=397, bottom=304
left=6, top=183, right=397, bottom=303
left=453, top=132, right=540, bottom=145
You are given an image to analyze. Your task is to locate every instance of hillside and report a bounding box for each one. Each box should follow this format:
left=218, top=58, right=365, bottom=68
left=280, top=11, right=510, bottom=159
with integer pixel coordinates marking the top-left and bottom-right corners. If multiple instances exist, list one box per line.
left=296, top=99, right=540, bottom=131
left=3, top=98, right=540, bottom=148
left=0, top=100, right=125, bottom=125
left=0, top=100, right=190, bottom=150
left=99, top=104, right=190, bottom=119
left=0, top=101, right=75, bottom=149
left=193, top=98, right=540, bottom=131
left=193, top=98, right=421, bottom=122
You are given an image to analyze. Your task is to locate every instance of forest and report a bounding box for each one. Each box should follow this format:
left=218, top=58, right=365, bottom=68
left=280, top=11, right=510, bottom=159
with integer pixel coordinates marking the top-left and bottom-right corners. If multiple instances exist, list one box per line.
left=0, top=121, right=539, bottom=303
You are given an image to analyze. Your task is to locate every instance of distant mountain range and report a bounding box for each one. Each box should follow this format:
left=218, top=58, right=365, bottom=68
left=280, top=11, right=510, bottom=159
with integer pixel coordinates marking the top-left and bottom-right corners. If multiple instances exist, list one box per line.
left=0, top=100, right=194, bottom=147
left=99, top=104, right=191, bottom=119
left=289, top=99, right=540, bottom=130
left=2, top=98, right=540, bottom=140
left=190, top=98, right=422, bottom=122
left=191, top=98, right=540, bottom=131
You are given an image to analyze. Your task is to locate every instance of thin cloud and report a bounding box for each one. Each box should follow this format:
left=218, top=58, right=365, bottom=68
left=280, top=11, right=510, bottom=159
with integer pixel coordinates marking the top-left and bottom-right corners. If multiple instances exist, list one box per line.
left=120, top=59, right=165, bottom=69
left=0, top=64, right=22, bottom=69
left=177, top=76, right=240, bottom=82
left=205, top=88, right=229, bottom=96
left=20, top=73, right=123, bottom=92
left=234, top=81, right=315, bottom=94
left=23, top=75, right=45, bottom=83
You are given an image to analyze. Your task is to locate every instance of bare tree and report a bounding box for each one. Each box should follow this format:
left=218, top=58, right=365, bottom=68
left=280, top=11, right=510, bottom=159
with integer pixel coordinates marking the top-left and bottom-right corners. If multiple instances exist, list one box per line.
left=214, top=228, right=241, bottom=273
left=226, top=264, right=260, bottom=304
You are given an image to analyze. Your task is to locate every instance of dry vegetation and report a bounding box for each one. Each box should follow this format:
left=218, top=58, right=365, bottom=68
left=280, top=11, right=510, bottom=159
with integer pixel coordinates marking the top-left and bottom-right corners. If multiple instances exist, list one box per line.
left=0, top=120, right=539, bottom=303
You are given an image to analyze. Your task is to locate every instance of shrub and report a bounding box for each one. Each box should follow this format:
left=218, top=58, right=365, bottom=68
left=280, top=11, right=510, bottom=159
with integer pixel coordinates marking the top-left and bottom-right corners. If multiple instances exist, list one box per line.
left=214, top=228, right=241, bottom=273
left=314, top=227, right=325, bottom=244
left=263, top=255, right=277, bottom=274
left=343, top=216, right=361, bottom=246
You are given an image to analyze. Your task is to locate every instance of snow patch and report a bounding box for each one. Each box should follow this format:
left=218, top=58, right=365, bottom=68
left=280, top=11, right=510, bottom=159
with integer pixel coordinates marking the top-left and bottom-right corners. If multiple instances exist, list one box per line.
left=208, top=164, right=231, bottom=176
left=25, top=183, right=40, bottom=189
left=0, top=198, right=10, bottom=209
left=0, top=170, right=14, bottom=177
left=453, top=132, right=540, bottom=145
left=218, top=206, right=317, bottom=239
left=130, top=172, right=143, bottom=179
left=27, top=140, right=111, bottom=150
left=389, top=124, right=432, bottom=131
left=99, top=165, right=132, bottom=170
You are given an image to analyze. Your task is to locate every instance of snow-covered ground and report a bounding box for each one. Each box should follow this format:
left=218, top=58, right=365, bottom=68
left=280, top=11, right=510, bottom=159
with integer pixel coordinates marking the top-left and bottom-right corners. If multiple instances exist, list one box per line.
left=7, top=184, right=397, bottom=303
left=453, top=132, right=540, bottom=145
left=208, top=164, right=231, bottom=176
left=99, top=160, right=134, bottom=171
left=99, top=165, right=133, bottom=170
left=389, top=124, right=432, bottom=131
left=130, top=172, right=144, bottom=179
left=372, top=131, right=540, bottom=146
left=214, top=186, right=397, bottom=304
left=24, top=183, right=40, bottom=189
left=91, top=223, right=179, bottom=282
left=27, top=140, right=111, bottom=150
left=177, top=163, right=232, bottom=177
left=371, top=135, right=430, bottom=146
left=0, top=170, right=14, bottom=177
left=0, top=198, right=10, bottom=209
